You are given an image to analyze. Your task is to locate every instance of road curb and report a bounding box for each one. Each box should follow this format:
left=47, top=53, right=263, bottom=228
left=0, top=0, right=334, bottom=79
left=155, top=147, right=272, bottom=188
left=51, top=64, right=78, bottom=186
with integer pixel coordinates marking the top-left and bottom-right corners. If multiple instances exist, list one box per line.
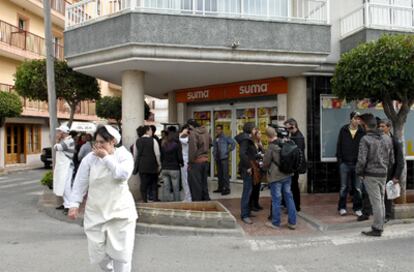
left=298, top=211, right=414, bottom=232
left=136, top=222, right=244, bottom=237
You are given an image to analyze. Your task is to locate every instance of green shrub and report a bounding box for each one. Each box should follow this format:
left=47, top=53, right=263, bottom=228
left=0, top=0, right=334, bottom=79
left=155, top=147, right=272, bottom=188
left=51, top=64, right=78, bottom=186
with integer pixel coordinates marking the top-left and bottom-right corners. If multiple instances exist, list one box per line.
left=40, top=171, right=53, bottom=189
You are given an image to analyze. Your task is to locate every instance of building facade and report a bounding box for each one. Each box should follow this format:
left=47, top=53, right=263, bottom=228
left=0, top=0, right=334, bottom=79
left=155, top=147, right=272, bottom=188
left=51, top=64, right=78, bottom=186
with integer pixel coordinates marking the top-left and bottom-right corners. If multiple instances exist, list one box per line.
left=63, top=0, right=414, bottom=193
left=0, top=0, right=120, bottom=171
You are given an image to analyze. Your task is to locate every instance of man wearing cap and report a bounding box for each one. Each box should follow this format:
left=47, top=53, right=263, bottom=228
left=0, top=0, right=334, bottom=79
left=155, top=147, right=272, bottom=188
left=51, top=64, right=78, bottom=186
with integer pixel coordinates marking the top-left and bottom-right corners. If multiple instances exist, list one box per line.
left=53, top=125, right=76, bottom=212
left=336, top=111, right=365, bottom=217
left=187, top=119, right=212, bottom=201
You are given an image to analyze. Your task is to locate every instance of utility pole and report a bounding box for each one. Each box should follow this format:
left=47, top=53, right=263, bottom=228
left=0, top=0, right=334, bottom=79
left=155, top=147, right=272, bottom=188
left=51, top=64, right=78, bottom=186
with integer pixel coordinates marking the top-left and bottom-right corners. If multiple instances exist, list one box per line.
left=43, top=0, right=58, bottom=165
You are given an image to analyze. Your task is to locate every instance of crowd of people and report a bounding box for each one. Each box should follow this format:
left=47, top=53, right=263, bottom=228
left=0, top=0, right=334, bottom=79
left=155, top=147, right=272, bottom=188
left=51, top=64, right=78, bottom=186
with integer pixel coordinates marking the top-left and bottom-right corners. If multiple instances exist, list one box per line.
left=127, top=118, right=306, bottom=231
left=46, top=110, right=404, bottom=272
left=336, top=112, right=404, bottom=237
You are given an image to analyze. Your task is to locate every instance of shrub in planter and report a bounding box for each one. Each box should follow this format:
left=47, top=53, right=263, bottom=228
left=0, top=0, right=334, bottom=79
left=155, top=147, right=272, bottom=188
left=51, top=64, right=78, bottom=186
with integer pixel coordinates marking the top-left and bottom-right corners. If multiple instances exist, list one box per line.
left=40, top=171, right=53, bottom=190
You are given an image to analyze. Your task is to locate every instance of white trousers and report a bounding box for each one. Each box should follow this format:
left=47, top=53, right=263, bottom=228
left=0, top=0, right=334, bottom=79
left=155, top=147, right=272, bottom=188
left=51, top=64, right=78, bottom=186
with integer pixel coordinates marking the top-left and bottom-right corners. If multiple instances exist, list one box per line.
left=181, top=163, right=192, bottom=202
left=63, top=166, right=74, bottom=208
left=99, top=255, right=131, bottom=272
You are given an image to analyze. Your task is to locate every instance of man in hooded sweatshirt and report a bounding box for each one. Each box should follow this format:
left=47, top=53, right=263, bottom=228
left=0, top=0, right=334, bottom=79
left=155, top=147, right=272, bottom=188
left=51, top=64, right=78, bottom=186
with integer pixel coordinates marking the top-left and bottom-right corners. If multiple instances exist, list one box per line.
left=235, top=122, right=258, bottom=224
left=187, top=119, right=212, bottom=201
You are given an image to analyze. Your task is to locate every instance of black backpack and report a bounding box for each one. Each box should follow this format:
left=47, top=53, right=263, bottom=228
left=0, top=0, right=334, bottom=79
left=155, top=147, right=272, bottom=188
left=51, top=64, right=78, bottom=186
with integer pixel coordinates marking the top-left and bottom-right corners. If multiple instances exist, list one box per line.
left=277, top=140, right=307, bottom=174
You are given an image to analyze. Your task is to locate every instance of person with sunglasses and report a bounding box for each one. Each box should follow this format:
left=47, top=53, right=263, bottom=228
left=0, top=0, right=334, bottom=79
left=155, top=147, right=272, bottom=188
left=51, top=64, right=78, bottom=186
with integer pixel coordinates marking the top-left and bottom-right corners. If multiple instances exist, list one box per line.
left=283, top=118, right=305, bottom=212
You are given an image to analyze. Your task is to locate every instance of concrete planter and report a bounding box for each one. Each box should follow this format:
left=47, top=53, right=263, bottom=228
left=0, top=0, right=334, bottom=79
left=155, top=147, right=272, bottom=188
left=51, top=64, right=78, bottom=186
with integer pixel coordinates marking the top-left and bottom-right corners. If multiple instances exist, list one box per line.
left=137, top=201, right=237, bottom=229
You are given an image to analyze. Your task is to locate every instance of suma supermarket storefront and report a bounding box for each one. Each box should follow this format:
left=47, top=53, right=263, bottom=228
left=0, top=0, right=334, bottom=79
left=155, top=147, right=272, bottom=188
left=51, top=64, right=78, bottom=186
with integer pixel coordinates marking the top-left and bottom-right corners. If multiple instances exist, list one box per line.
left=175, top=77, right=288, bottom=181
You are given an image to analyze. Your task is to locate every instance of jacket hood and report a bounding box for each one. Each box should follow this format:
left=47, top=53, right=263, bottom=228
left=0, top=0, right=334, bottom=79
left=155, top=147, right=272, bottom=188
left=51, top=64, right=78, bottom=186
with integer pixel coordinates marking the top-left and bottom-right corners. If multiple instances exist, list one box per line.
left=195, top=126, right=208, bottom=134
left=235, top=132, right=252, bottom=144
left=366, top=130, right=382, bottom=139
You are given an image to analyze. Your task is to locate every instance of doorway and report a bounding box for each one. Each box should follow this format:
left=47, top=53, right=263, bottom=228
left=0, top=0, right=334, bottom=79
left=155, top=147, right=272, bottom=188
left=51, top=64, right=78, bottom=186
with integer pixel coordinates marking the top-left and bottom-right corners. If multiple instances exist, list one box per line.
left=5, top=124, right=26, bottom=164
left=189, top=99, right=278, bottom=181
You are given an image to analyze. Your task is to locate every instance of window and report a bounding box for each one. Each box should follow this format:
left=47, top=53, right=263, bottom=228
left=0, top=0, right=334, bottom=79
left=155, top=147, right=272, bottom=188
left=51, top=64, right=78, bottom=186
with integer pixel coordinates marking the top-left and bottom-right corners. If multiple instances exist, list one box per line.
left=18, top=17, right=28, bottom=31
left=27, top=125, right=41, bottom=153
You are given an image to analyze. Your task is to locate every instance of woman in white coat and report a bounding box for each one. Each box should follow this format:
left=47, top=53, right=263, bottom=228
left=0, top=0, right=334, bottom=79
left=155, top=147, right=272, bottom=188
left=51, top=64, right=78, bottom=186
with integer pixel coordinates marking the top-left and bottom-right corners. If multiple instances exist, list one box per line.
left=179, top=125, right=192, bottom=202
left=68, top=125, right=137, bottom=272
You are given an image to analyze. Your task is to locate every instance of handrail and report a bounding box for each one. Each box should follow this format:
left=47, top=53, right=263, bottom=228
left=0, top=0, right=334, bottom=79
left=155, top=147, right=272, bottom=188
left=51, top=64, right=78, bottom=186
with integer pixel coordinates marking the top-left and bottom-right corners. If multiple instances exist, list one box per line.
left=37, top=0, right=70, bottom=16
left=0, top=19, right=64, bottom=60
left=341, top=2, right=414, bottom=38
left=65, top=0, right=329, bottom=28
left=0, top=83, right=14, bottom=93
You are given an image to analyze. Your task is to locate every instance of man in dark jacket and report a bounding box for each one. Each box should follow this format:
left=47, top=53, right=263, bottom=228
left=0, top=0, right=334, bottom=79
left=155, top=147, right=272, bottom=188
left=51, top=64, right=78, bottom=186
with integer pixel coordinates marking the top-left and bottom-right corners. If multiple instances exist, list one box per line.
left=284, top=118, right=305, bottom=211
left=359, top=118, right=404, bottom=222
left=213, top=124, right=236, bottom=195
left=235, top=122, right=258, bottom=224
left=336, top=111, right=365, bottom=216
left=133, top=125, right=161, bottom=202
left=356, top=115, right=394, bottom=237
left=187, top=119, right=212, bottom=201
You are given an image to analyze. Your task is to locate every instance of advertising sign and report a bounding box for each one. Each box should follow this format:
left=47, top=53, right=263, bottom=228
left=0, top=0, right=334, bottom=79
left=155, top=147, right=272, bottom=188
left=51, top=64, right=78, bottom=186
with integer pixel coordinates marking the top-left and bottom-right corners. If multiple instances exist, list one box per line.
left=320, top=95, right=414, bottom=161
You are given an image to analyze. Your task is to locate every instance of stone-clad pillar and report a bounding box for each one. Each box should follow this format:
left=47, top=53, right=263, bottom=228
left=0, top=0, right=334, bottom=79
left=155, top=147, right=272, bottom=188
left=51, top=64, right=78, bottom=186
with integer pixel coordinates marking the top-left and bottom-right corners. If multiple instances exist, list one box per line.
left=168, top=91, right=177, bottom=123
left=287, top=76, right=307, bottom=193
left=122, top=70, right=145, bottom=200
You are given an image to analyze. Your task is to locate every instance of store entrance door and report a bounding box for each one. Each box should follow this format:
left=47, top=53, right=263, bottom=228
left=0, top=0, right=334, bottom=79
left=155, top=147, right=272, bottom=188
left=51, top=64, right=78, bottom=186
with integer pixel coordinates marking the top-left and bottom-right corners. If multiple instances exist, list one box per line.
left=5, top=124, right=26, bottom=164
left=189, top=99, right=278, bottom=181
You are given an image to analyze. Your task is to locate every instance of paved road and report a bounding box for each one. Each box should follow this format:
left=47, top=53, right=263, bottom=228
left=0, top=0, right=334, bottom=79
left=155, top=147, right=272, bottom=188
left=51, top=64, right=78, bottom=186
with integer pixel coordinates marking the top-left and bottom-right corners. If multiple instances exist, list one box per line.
left=1, top=169, right=413, bottom=272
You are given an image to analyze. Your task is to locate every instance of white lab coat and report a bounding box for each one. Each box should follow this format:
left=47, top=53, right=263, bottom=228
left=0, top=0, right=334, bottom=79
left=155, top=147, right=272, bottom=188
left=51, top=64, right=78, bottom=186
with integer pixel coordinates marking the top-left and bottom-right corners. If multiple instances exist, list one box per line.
left=179, top=136, right=192, bottom=202
left=53, top=136, right=75, bottom=197
left=69, top=146, right=137, bottom=264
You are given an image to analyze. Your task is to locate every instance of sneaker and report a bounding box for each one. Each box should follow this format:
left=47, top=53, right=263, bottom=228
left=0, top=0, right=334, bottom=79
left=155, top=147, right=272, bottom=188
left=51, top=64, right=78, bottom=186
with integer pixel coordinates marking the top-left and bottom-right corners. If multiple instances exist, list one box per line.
left=213, top=189, right=222, bottom=193
left=339, top=209, right=347, bottom=216
left=287, top=224, right=296, bottom=230
left=265, top=222, right=280, bottom=229
left=357, top=214, right=369, bottom=222
left=355, top=210, right=363, bottom=217
left=242, top=217, right=253, bottom=224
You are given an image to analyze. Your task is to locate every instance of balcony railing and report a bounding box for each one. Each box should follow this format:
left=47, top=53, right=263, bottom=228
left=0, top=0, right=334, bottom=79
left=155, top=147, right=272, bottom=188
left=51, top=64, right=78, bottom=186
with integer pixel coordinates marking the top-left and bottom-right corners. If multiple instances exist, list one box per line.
left=66, top=0, right=329, bottom=29
left=341, top=1, right=414, bottom=38
left=0, top=83, right=14, bottom=93
left=37, top=0, right=71, bottom=16
left=0, top=19, right=64, bottom=60
left=0, top=83, right=96, bottom=116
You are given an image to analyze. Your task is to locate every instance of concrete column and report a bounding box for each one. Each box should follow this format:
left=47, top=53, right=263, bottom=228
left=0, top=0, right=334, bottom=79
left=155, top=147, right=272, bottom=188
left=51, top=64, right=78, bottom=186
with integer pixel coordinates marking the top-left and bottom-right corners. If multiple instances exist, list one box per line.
left=287, top=76, right=308, bottom=193
left=168, top=91, right=177, bottom=123
left=177, top=102, right=187, bottom=124
left=122, top=70, right=145, bottom=200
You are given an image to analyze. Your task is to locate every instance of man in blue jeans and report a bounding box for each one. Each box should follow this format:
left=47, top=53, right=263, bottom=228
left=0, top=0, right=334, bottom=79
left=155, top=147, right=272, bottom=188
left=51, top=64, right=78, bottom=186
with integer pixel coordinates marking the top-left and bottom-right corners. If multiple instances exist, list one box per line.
left=336, top=111, right=365, bottom=216
left=235, top=122, right=258, bottom=225
left=213, top=124, right=236, bottom=195
left=263, top=126, right=296, bottom=230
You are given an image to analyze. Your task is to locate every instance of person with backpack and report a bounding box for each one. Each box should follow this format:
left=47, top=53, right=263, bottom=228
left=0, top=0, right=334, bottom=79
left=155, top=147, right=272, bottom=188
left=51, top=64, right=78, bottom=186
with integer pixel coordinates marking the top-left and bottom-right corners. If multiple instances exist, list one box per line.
left=263, top=126, right=296, bottom=230
left=284, top=118, right=305, bottom=211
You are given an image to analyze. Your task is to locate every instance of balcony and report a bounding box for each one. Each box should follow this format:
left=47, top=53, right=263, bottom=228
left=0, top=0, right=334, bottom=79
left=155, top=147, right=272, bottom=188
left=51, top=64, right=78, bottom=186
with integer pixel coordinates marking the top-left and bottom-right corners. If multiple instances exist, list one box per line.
left=0, top=83, right=97, bottom=121
left=64, top=0, right=331, bottom=97
left=0, top=19, right=64, bottom=60
left=9, top=0, right=70, bottom=28
left=340, top=0, right=414, bottom=52
left=66, top=0, right=329, bottom=28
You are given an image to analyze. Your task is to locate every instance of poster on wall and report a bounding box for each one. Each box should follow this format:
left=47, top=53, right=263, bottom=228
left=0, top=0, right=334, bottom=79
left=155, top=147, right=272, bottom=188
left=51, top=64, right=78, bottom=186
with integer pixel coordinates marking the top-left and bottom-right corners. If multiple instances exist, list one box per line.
left=320, top=95, right=414, bottom=161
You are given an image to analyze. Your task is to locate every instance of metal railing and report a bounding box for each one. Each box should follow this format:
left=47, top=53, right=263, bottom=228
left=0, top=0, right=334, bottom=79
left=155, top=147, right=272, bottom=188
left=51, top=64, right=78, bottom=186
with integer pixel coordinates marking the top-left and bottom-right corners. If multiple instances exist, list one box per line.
left=66, top=0, right=329, bottom=28
left=0, top=19, right=64, bottom=60
left=341, top=1, right=414, bottom=38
